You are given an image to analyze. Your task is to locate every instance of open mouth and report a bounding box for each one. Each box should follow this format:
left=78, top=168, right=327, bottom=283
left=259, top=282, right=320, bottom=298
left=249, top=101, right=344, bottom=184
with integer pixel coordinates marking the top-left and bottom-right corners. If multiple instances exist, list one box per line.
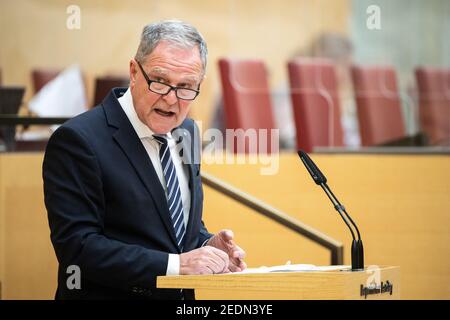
left=155, top=108, right=176, bottom=117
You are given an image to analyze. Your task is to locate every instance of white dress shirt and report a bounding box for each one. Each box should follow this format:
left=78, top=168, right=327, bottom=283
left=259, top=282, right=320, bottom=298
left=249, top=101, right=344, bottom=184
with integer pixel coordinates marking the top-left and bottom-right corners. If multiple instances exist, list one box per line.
left=118, top=88, right=190, bottom=275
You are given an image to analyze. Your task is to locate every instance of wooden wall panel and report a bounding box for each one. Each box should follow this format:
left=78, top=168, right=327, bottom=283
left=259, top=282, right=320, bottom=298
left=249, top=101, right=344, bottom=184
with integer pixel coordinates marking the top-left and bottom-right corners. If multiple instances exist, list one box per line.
left=0, top=152, right=449, bottom=299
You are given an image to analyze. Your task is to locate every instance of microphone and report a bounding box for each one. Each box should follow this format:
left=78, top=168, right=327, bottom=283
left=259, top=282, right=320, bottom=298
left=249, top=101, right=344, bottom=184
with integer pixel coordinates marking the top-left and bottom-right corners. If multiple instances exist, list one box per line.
left=298, top=150, right=364, bottom=271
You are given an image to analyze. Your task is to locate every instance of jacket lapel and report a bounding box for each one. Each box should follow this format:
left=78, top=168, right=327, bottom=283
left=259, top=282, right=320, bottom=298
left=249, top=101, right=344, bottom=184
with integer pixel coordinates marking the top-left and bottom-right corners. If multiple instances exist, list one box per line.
left=173, top=122, right=199, bottom=250
left=103, top=88, right=180, bottom=250
left=183, top=149, right=196, bottom=249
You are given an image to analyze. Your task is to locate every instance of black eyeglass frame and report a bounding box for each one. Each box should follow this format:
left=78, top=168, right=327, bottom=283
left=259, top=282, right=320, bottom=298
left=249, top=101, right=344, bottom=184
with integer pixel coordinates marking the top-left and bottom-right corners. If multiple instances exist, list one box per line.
left=136, top=60, right=201, bottom=101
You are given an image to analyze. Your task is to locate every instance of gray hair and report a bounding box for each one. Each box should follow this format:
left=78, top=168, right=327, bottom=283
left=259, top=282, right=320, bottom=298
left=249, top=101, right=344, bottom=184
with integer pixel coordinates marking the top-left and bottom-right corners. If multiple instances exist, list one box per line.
left=135, top=20, right=208, bottom=73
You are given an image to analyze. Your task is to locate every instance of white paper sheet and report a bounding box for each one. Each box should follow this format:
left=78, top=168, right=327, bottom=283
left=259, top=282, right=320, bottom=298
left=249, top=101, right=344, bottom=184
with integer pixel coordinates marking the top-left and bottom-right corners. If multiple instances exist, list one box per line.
left=235, top=264, right=350, bottom=274
left=28, top=64, right=87, bottom=117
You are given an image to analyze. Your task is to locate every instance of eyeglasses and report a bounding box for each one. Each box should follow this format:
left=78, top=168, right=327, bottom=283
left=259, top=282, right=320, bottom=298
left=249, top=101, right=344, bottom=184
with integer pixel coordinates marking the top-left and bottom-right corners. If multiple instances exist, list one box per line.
left=136, top=60, right=200, bottom=101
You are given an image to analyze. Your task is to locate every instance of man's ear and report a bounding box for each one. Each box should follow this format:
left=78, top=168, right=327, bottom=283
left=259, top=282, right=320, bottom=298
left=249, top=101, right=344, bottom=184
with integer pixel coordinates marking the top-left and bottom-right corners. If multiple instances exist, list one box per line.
left=129, top=59, right=138, bottom=89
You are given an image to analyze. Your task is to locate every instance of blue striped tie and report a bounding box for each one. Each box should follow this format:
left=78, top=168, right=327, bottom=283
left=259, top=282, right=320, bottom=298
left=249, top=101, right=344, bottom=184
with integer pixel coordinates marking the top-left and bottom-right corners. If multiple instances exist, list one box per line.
left=153, top=135, right=186, bottom=250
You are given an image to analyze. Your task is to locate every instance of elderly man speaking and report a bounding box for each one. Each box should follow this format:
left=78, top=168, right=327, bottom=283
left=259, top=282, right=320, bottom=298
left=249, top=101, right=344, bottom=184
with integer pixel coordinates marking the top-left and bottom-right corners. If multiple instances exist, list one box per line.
left=43, top=20, right=246, bottom=300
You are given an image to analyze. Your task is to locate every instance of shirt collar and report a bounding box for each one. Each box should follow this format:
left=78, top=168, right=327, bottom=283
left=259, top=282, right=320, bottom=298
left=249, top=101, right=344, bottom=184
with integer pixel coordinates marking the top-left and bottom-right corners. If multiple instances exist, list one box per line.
left=117, top=88, right=174, bottom=142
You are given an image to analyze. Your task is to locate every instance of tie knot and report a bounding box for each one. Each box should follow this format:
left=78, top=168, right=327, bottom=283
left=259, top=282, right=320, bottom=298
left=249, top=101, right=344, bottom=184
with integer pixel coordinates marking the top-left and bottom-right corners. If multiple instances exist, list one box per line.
left=153, top=134, right=168, bottom=145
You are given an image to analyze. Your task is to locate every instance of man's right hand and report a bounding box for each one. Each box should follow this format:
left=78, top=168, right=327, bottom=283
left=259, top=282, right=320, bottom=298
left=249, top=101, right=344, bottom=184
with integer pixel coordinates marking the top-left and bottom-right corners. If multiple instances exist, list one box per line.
left=179, top=246, right=229, bottom=275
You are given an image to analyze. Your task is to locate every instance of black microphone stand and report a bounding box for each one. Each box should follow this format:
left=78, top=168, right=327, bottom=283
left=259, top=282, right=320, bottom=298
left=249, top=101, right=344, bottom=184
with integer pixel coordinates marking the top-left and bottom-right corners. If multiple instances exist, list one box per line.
left=298, top=150, right=364, bottom=271
left=320, top=183, right=364, bottom=271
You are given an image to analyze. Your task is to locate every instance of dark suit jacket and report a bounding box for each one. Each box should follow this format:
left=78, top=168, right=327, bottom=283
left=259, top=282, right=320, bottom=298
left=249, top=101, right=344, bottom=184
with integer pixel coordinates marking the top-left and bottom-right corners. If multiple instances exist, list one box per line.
left=43, top=88, right=212, bottom=299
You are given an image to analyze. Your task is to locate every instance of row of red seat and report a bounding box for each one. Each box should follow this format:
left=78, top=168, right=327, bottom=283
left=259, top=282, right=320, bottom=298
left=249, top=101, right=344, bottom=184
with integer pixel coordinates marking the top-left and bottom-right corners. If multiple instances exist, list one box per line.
left=218, top=58, right=450, bottom=152
left=2, top=62, right=449, bottom=152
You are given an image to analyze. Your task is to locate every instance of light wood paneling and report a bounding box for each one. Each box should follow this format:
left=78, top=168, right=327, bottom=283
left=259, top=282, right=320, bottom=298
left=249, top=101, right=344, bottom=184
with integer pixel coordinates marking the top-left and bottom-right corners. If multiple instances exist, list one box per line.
left=0, top=152, right=448, bottom=299
left=201, top=153, right=450, bottom=300
left=0, top=154, right=57, bottom=299
left=158, top=266, right=400, bottom=300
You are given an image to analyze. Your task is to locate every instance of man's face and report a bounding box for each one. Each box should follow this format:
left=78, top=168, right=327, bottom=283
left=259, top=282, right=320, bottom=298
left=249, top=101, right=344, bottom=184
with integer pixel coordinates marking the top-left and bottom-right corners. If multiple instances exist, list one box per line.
left=129, top=41, right=203, bottom=134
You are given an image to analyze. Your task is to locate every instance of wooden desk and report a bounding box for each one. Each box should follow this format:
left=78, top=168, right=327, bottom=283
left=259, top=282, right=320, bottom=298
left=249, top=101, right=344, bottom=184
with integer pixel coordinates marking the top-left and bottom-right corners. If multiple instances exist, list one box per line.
left=158, top=266, right=400, bottom=300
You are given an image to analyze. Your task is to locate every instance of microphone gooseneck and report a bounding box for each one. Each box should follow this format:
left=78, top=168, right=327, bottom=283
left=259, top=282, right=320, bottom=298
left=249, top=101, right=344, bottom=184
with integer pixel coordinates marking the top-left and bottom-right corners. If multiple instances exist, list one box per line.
left=319, top=184, right=356, bottom=241
left=298, top=150, right=364, bottom=271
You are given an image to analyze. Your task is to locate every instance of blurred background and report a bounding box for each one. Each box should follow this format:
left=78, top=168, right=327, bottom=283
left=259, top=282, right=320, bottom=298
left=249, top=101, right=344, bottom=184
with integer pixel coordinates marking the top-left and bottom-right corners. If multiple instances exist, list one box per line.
left=0, top=0, right=448, bottom=145
left=0, top=0, right=449, bottom=300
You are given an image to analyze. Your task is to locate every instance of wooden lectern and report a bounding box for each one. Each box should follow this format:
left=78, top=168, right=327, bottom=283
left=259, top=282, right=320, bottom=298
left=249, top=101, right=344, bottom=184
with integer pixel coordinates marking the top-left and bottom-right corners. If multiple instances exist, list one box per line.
left=157, top=266, right=400, bottom=300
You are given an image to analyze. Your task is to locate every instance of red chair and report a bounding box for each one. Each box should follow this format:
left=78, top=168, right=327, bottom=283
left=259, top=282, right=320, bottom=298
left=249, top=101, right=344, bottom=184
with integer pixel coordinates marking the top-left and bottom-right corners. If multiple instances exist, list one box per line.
left=93, top=75, right=129, bottom=107
left=31, top=69, right=61, bottom=93
left=415, top=67, right=450, bottom=146
left=287, top=58, right=344, bottom=152
left=351, top=65, right=406, bottom=146
left=218, top=58, right=276, bottom=153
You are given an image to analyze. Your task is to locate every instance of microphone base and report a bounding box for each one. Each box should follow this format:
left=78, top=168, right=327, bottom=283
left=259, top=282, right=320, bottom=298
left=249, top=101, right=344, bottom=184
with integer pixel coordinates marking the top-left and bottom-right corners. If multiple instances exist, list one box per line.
left=351, top=239, right=364, bottom=271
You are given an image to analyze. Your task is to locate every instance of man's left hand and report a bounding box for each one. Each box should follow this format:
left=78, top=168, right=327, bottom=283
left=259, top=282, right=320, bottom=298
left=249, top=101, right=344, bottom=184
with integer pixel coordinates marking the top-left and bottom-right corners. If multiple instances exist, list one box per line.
left=207, top=229, right=247, bottom=272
